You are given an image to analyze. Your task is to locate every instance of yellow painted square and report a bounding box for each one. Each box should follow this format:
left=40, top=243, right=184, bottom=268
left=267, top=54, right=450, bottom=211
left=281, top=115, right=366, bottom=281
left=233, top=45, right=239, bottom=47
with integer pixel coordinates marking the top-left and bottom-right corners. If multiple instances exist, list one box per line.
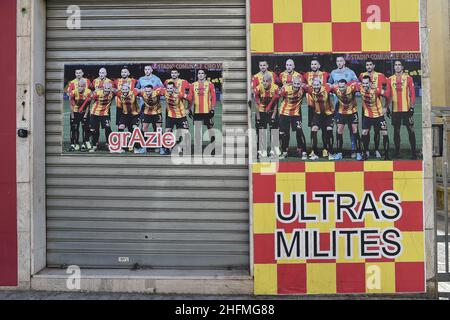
left=331, top=0, right=361, bottom=22
left=303, top=23, right=333, bottom=53
left=364, top=202, right=395, bottom=229
left=307, top=263, right=337, bottom=294
left=337, top=234, right=365, bottom=263
left=365, top=262, right=396, bottom=293
left=305, top=202, right=336, bottom=232
left=253, top=203, right=277, bottom=234
left=335, top=172, right=364, bottom=198
left=395, top=231, right=425, bottom=262
left=305, top=161, right=335, bottom=173
left=363, top=161, right=393, bottom=172
left=390, top=0, right=419, bottom=22
left=273, top=0, right=302, bottom=23
left=254, top=264, right=278, bottom=295
left=251, top=23, right=274, bottom=53
left=277, top=233, right=307, bottom=264
left=276, top=173, right=306, bottom=202
left=361, top=22, right=391, bottom=52
left=252, top=162, right=278, bottom=175
left=393, top=171, right=423, bottom=201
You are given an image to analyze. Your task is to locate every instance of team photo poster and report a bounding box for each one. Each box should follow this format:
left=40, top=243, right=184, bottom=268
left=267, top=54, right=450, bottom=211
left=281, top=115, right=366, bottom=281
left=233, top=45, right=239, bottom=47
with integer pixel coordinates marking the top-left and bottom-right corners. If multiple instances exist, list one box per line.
left=63, top=63, right=223, bottom=155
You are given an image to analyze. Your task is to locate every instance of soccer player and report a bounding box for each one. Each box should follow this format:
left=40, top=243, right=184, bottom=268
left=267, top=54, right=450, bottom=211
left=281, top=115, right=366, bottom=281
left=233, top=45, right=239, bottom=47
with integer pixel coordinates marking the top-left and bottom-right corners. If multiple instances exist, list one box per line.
left=278, top=76, right=307, bottom=160
left=116, top=83, right=141, bottom=153
left=329, top=56, right=359, bottom=84
left=68, top=79, right=92, bottom=152
left=161, top=81, right=190, bottom=155
left=139, top=84, right=164, bottom=153
left=67, top=69, right=91, bottom=94
left=164, top=68, right=190, bottom=94
left=114, top=67, right=137, bottom=126
left=304, top=79, right=335, bottom=161
left=188, top=69, right=217, bottom=148
left=279, top=59, right=302, bottom=87
left=359, top=60, right=389, bottom=159
left=359, top=76, right=390, bottom=160
left=331, top=79, right=362, bottom=161
left=387, top=60, right=417, bottom=159
left=92, top=68, right=113, bottom=91
left=303, top=58, right=330, bottom=157
left=253, top=73, right=280, bottom=159
left=252, top=60, right=277, bottom=90
left=89, top=82, right=115, bottom=152
left=136, top=65, right=163, bottom=90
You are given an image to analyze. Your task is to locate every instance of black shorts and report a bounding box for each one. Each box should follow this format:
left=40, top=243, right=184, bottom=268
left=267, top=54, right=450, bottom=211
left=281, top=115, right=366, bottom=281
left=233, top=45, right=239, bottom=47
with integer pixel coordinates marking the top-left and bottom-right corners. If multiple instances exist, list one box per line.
left=279, top=115, right=302, bottom=132
left=308, top=107, right=314, bottom=127
left=392, top=112, right=414, bottom=127
left=166, top=116, right=189, bottom=130
left=71, top=112, right=89, bottom=125
left=90, top=115, right=111, bottom=129
left=193, top=113, right=214, bottom=128
left=116, top=108, right=123, bottom=126
left=256, top=112, right=279, bottom=130
left=362, top=116, right=387, bottom=130
left=311, top=113, right=334, bottom=129
left=119, top=114, right=140, bottom=128
left=143, top=114, right=163, bottom=125
left=335, top=112, right=359, bottom=125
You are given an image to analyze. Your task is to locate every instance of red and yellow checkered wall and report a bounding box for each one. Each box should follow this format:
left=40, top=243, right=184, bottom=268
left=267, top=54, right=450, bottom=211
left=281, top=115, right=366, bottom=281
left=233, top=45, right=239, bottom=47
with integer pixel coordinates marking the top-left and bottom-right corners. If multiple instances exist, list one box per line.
left=252, top=161, right=425, bottom=295
left=250, top=0, right=420, bottom=54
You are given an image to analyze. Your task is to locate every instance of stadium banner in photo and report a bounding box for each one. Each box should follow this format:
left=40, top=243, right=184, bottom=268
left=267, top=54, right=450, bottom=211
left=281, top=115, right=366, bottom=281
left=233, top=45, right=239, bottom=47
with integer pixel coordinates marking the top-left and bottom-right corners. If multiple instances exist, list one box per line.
left=250, top=0, right=425, bottom=295
left=62, top=63, right=222, bottom=155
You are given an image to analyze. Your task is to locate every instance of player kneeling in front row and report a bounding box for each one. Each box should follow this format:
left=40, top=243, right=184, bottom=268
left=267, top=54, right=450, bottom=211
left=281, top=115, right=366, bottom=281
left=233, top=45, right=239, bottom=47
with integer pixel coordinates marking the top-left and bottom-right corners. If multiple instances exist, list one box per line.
left=359, top=76, right=390, bottom=160
left=278, top=76, right=307, bottom=159
left=304, top=79, right=335, bottom=161
left=332, top=79, right=362, bottom=161
left=139, top=85, right=164, bottom=154
left=68, top=79, right=92, bottom=152
left=89, top=82, right=115, bottom=152
left=253, top=73, right=280, bottom=159
left=116, top=83, right=142, bottom=153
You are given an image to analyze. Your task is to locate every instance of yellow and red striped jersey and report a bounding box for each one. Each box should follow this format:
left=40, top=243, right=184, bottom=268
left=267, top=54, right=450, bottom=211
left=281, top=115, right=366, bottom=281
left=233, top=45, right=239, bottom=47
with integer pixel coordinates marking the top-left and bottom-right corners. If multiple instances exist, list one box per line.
left=305, top=84, right=334, bottom=116
left=359, top=71, right=388, bottom=91
left=67, top=78, right=91, bottom=94
left=163, top=89, right=186, bottom=119
left=330, top=84, right=358, bottom=115
left=388, top=74, right=416, bottom=113
left=279, top=71, right=302, bottom=86
left=251, top=71, right=277, bottom=90
left=279, top=85, right=306, bottom=117
left=114, top=78, right=137, bottom=110
left=91, top=90, right=115, bottom=116
left=254, top=83, right=279, bottom=113
left=188, top=80, right=217, bottom=114
left=69, top=88, right=92, bottom=113
left=358, top=84, right=386, bottom=118
left=303, top=71, right=330, bottom=107
left=140, top=88, right=163, bottom=116
left=116, top=89, right=140, bottom=116
left=164, top=78, right=190, bottom=94
left=92, top=77, right=113, bottom=91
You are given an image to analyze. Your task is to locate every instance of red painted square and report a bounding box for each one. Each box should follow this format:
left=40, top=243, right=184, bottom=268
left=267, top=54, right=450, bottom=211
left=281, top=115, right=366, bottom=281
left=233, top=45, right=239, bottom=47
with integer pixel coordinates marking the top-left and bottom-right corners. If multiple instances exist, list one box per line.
left=364, top=171, right=393, bottom=199
left=394, top=202, right=424, bottom=232
left=254, top=234, right=276, bottom=264
left=250, top=0, right=274, bottom=23
left=391, top=22, right=420, bottom=52
left=393, top=160, right=422, bottom=172
left=361, top=0, right=390, bottom=22
left=335, top=161, right=364, bottom=172
left=253, top=173, right=276, bottom=203
left=278, top=264, right=307, bottom=294
left=332, top=23, right=362, bottom=52
left=336, top=263, right=366, bottom=293
left=395, top=262, right=425, bottom=293
left=274, top=23, right=303, bottom=53
left=305, top=172, right=335, bottom=202
left=278, top=161, right=306, bottom=173
left=302, top=0, right=331, bottom=22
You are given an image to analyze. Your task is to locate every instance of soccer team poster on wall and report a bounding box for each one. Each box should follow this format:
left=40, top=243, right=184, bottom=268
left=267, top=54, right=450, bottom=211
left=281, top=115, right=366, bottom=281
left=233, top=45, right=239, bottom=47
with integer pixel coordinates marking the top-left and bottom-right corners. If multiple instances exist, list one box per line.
left=250, top=0, right=425, bottom=295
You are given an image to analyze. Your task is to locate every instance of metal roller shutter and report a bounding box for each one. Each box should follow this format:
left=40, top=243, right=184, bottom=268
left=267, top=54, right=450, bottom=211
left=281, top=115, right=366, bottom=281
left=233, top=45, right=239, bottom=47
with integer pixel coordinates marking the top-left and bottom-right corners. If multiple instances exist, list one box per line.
left=45, top=0, right=249, bottom=272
